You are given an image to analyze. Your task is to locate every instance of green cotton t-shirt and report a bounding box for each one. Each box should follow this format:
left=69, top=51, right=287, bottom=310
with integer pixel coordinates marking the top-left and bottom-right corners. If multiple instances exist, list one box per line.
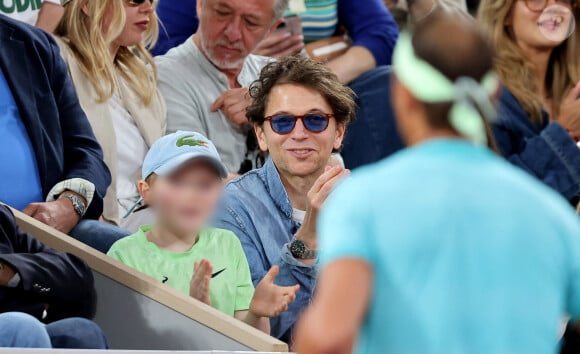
left=107, top=225, right=254, bottom=316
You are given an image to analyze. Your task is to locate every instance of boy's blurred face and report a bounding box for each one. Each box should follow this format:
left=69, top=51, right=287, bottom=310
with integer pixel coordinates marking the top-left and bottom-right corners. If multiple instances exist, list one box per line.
left=144, top=160, right=223, bottom=233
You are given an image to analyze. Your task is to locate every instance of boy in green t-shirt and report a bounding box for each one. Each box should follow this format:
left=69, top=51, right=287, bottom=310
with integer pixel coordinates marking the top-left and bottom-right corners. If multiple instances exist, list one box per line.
left=108, top=131, right=299, bottom=333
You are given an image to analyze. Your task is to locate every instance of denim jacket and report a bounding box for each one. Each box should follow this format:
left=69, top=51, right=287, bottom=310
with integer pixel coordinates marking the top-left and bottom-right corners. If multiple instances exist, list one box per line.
left=213, top=158, right=318, bottom=342
left=493, top=89, right=580, bottom=203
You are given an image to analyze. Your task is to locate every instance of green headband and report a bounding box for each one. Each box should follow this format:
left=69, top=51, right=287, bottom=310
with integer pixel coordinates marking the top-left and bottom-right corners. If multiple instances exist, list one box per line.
left=392, top=32, right=498, bottom=145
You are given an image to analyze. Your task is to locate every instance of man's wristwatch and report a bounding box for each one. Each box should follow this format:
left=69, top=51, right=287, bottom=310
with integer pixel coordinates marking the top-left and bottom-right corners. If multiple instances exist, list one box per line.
left=59, top=192, right=87, bottom=217
left=290, top=239, right=318, bottom=260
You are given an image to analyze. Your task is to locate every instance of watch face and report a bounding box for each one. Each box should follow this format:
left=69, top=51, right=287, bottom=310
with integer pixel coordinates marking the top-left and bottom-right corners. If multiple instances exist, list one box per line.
left=290, top=240, right=306, bottom=258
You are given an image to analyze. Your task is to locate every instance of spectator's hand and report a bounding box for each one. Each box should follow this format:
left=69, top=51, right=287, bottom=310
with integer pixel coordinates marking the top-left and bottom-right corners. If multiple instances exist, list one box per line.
left=211, top=88, right=251, bottom=128
left=254, top=31, right=304, bottom=59
left=557, top=81, right=580, bottom=139
left=189, top=259, right=213, bottom=306
left=308, top=165, right=350, bottom=212
left=250, top=266, right=300, bottom=318
left=0, top=261, right=16, bottom=286
left=294, top=165, right=350, bottom=251
left=23, top=199, right=80, bottom=234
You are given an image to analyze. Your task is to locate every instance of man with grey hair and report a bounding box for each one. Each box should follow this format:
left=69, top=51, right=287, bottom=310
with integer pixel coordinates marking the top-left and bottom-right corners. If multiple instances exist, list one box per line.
left=156, top=0, right=288, bottom=179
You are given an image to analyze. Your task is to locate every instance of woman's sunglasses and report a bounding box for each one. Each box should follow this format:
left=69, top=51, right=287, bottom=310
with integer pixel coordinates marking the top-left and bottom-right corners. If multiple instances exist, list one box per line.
left=264, top=113, right=334, bottom=135
left=523, top=0, right=575, bottom=12
left=126, top=0, right=154, bottom=7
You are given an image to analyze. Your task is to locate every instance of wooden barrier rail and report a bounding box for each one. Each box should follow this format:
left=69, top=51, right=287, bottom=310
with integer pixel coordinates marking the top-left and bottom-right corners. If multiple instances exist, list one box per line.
left=11, top=208, right=288, bottom=352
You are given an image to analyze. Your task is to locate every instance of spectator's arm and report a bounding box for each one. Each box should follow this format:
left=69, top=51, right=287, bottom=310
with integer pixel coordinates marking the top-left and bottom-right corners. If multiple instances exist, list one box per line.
left=328, top=0, right=399, bottom=83
left=156, top=60, right=206, bottom=134
left=234, top=311, right=270, bottom=334
left=36, top=1, right=64, bottom=33
left=492, top=121, right=580, bottom=202
left=0, top=206, right=96, bottom=319
left=46, top=32, right=111, bottom=219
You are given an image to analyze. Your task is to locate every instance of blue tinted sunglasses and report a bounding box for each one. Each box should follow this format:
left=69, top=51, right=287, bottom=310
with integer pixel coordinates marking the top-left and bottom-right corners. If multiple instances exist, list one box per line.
left=264, top=113, right=333, bottom=135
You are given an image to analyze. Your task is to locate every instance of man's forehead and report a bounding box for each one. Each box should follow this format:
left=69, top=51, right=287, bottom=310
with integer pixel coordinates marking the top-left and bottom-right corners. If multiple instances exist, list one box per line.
left=208, top=0, right=276, bottom=17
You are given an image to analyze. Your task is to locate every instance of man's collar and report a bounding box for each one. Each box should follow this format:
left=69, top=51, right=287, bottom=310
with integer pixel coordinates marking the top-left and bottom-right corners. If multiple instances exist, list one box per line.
left=260, top=158, right=294, bottom=219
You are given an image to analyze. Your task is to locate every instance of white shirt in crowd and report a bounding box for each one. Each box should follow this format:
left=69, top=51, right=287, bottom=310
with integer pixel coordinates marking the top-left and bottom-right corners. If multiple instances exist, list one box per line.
left=292, top=208, right=306, bottom=224
left=109, top=94, right=148, bottom=221
left=0, top=0, right=59, bottom=26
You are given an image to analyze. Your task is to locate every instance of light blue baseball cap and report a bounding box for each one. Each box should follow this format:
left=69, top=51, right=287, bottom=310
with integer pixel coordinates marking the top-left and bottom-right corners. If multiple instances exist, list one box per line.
left=142, top=131, right=228, bottom=180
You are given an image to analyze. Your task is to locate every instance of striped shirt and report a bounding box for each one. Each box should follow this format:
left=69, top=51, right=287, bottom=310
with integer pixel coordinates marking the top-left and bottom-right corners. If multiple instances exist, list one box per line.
left=290, top=0, right=339, bottom=42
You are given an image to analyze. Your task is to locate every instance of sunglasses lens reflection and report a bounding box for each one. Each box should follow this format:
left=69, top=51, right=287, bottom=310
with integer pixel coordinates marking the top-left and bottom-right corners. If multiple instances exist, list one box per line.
left=271, top=115, right=296, bottom=134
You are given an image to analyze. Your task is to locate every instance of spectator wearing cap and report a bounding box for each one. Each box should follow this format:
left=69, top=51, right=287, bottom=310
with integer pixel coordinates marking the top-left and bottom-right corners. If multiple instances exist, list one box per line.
left=108, top=131, right=299, bottom=333
left=155, top=0, right=289, bottom=179
left=0, top=15, right=110, bottom=241
left=295, top=13, right=580, bottom=354
left=54, top=0, right=167, bottom=247
left=213, top=56, right=355, bottom=343
left=0, top=205, right=107, bottom=349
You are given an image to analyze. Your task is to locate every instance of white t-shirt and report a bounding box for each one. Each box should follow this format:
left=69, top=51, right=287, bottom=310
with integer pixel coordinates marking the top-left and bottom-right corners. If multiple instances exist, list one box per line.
left=292, top=208, right=306, bottom=224
left=0, top=0, right=60, bottom=26
left=109, top=93, right=148, bottom=220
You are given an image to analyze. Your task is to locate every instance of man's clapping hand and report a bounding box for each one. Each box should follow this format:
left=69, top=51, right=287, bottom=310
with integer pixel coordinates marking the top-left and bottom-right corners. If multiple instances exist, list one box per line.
left=294, top=165, right=350, bottom=253
left=250, top=266, right=300, bottom=318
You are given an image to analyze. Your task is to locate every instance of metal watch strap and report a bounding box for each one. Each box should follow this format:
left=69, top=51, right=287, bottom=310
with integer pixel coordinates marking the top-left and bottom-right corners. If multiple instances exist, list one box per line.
left=302, top=248, right=318, bottom=259
left=60, top=193, right=87, bottom=217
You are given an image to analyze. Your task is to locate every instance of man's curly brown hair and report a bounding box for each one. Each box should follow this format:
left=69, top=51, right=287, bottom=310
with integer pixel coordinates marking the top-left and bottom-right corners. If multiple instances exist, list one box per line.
left=246, top=56, right=357, bottom=126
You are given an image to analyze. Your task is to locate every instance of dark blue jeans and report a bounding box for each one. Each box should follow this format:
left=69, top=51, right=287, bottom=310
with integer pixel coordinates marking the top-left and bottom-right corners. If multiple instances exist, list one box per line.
left=0, top=312, right=108, bottom=348
left=342, top=66, right=405, bottom=170
left=69, top=219, right=131, bottom=253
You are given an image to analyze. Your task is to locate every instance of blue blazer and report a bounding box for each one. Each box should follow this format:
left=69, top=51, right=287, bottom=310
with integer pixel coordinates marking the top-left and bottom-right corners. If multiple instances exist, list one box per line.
left=494, top=89, right=580, bottom=203
left=0, top=15, right=111, bottom=219
left=0, top=205, right=96, bottom=322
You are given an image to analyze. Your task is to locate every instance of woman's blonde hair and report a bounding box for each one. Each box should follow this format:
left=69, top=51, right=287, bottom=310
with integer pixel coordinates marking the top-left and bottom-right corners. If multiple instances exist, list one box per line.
left=55, top=0, right=159, bottom=104
left=478, top=0, right=580, bottom=122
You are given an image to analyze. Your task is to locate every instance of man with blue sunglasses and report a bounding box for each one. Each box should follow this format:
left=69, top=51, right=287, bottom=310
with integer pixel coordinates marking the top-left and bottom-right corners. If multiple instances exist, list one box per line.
left=213, top=56, right=355, bottom=344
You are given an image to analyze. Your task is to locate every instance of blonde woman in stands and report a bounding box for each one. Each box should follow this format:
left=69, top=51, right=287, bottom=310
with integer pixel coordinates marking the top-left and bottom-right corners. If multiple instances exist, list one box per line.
left=478, top=0, right=580, bottom=208
left=53, top=0, right=166, bottom=252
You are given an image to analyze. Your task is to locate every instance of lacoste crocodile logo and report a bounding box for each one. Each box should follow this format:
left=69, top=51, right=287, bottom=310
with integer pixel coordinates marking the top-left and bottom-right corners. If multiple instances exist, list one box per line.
left=176, top=135, right=208, bottom=148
